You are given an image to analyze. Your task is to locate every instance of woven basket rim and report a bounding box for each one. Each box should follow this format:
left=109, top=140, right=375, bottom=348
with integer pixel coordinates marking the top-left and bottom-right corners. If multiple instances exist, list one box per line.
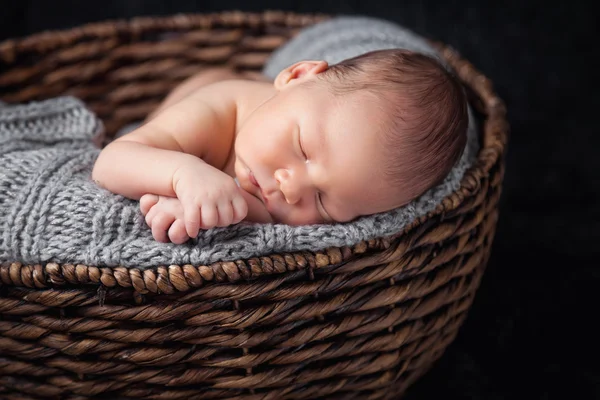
left=0, top=10, right=329, bottom=58
left=0, top=11, right=508, bottom=294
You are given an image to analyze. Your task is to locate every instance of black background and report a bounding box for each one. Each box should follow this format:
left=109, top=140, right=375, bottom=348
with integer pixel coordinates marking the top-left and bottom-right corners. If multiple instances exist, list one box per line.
left=1, top=1, right=598, bottom=399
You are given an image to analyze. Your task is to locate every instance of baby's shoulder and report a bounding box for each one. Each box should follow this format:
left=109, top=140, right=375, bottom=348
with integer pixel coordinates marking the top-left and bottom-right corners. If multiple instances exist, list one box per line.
left=222, top=79, right=273, bottom=100
left=206, top=78, right=271, bottom=93
left=195, top=79, right=271, bottom=107
left=213, top=79, right=274, bottom=117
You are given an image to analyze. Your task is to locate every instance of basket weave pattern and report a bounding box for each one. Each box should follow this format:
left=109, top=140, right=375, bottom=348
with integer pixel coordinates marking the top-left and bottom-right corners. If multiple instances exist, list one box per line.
left=0, top=11, right=508, bottom=399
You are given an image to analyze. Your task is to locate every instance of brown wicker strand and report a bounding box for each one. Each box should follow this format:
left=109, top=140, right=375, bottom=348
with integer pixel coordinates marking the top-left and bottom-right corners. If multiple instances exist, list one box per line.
left=0, top=10, right=506, bottom=399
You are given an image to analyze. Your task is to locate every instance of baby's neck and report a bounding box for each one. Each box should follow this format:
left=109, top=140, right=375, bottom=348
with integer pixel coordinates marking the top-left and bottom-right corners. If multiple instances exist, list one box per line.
left=235, top=81, right=277, bottom=131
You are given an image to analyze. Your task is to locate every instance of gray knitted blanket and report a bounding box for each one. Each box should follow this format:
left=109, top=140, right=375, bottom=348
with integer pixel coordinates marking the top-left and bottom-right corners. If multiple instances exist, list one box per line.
left=0, top=16, right=478, bottom=269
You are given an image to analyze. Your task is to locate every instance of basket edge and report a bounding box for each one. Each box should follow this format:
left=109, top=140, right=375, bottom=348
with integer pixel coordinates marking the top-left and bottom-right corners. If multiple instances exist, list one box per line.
left=0, top=12, right=508, bottom=294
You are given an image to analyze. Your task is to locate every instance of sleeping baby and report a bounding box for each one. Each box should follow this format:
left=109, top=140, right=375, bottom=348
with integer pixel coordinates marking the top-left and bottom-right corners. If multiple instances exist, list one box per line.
left=92, top=48, right=468, bottom=244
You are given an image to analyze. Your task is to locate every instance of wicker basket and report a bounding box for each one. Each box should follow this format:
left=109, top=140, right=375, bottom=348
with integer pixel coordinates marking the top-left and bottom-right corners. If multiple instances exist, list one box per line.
left=0, top=11, right=508, bottom=400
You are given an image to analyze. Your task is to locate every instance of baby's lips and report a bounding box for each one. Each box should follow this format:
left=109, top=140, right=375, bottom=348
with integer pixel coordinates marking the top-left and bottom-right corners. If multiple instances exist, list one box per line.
left=249, top=171, right=260, bottom=188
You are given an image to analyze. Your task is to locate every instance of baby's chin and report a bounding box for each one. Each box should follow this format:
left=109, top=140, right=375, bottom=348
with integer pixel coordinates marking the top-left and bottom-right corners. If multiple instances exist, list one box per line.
left=237, top=188, right=328, bottom=226
left=238, top=189, right=273, bottom=223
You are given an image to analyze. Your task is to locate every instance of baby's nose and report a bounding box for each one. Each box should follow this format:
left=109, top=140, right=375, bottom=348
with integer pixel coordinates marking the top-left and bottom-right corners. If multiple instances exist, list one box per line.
left=274, top=168, right=304, bottom=205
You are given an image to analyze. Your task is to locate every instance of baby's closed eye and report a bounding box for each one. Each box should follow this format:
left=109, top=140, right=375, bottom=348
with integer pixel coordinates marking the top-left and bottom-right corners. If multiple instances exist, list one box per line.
left=316, top=191, right=333, bottom=223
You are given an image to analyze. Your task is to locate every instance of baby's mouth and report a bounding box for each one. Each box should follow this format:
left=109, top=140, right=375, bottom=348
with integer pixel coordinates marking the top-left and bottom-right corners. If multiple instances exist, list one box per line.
left=249, top=170, right=260, bottom=188
left=247, top=169, right=269, bottom=205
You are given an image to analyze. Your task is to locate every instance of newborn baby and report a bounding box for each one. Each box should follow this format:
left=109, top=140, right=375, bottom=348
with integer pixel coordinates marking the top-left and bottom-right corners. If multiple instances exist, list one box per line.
left=92, top=49, right=468, bottom=244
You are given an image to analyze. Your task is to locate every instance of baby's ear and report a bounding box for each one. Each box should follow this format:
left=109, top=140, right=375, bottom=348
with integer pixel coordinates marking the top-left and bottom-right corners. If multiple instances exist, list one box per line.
left=274, top=60, right=328, bottom=90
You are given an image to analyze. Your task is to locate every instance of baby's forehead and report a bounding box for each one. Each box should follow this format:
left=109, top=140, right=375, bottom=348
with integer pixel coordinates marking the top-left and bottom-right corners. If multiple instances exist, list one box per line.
left=299, top=82, right=401, bottom=148
left=326, top=94, right=398, bottom=137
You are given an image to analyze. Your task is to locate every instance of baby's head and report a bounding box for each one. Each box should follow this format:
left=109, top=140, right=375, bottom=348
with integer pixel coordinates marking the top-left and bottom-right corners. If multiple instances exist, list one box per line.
left=235, top=49, right=468, bottom=225
left=314, top=49, right=468, bottom=199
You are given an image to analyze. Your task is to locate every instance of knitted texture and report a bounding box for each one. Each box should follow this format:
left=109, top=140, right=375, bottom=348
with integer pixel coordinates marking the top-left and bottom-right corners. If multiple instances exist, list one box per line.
left=0, top=16, right=478, bottom=269
left=263, top=16, right=450, bottom=78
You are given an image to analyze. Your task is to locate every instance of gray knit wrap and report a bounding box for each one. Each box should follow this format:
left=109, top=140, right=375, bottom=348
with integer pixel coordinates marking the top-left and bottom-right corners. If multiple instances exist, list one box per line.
left=0, top=16, right=478, bottom=268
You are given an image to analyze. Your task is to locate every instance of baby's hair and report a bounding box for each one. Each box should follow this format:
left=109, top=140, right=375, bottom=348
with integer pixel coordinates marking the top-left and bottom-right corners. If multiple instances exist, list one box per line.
left=318, top=49, right=468, bottom=204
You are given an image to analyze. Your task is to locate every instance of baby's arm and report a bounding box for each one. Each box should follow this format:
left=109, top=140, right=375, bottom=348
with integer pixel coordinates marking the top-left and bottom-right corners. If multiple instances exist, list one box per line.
left=146, top=68, right=244, bottom=122
left=92, top=81, right=248, bottom=235
left=93, top=81, right=238, bottom=199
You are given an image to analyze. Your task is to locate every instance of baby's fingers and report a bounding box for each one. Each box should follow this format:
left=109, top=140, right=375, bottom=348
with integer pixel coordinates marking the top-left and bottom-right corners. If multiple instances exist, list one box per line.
left=152, top=212, right=175, bottom=243
left=182, top=200, right=201, bottom=238
left=144, top=203, right=159, bottom=228
left=200, top=204, right=218, bottom=230
left=216, top=201, right=234, bottom=227
left=168, top=219, right=190, bottom=244
left=233, top=191, right=249, bottom=224
left=140, top=194, right=159, bottom=215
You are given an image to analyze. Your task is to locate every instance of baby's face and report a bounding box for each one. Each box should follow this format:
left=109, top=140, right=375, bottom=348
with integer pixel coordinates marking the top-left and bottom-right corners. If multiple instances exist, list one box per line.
left=234, top=81, right=400, bottom=225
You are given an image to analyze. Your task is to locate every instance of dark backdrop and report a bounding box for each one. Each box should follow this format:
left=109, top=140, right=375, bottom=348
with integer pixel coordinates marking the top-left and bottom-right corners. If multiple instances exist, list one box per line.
left=1, top=1, right=598, bottom=399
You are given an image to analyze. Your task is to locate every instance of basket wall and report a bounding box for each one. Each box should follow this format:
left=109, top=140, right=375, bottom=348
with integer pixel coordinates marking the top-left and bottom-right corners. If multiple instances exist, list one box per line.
left=0, top=11, right=508, bottom=400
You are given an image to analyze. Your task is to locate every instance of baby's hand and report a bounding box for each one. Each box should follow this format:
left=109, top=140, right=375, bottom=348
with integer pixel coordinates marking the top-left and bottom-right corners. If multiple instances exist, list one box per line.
left=140, top=194, right=190, bottom=244
left=173, top=162, right=248, bottom=237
